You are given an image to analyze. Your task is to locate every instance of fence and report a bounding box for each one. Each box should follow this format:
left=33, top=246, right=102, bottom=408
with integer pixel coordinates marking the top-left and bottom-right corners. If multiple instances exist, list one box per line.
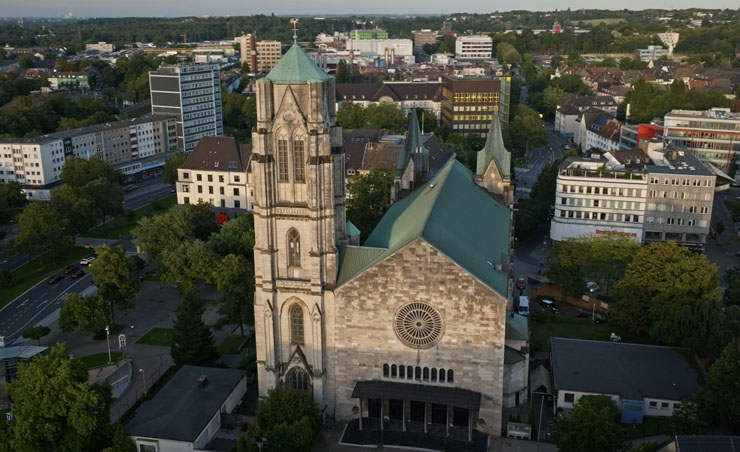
left=111, top=363, right=168, bottom=422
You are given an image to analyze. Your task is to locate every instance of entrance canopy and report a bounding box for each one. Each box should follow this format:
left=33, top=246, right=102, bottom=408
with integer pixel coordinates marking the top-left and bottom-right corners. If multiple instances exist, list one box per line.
left=351, top=380, right=481, bottom=411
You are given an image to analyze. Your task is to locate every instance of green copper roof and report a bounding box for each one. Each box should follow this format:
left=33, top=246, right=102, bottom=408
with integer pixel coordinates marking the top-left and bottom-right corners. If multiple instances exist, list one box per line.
left=476, top=112, right=511, bottom=179
left=337, top=159, right=511, bottom=298
left=346, top=220, right=361, bottom=237
left=260, top=43, right=330, bottom=84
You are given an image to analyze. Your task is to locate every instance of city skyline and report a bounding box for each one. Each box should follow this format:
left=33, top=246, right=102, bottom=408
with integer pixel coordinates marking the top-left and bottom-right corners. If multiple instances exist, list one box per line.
left=1, top=1, right=738, bottom=18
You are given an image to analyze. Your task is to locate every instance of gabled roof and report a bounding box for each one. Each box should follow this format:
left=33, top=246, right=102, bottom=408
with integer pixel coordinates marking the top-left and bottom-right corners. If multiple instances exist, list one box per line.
left=337, top=159, right=511, bottom=298
left=505, top=312, right=528, bottom=341
left=260, top=43, right=330, bottom=84
left=476, top=112, right=510, bottom=179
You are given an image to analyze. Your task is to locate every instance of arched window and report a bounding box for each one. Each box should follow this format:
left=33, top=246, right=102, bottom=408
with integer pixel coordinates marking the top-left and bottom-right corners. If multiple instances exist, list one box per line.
left=439, top=369, right=446, bottom=383
left=399, top=365, right=405, bottom=379
left=391, top=364, right=397, bottom=378
left=415, top=366, right=422, bottom=380
left=293, top=137, right=305, bottom=182
left=288, top=229, right=301, bottom=268
left=383, top=364, right=389, bottom=377
left=431, top=368, right=437, bottom=381
left=407, top=366, right=413, bottom=380
left=289, top=368, right=310, bottom=391
left=277, top=137, right=289, bottom=181
left=447, top=369, right=454, bottom=383
left=423, top=367, right=429, bottom=381
left=290, top=304, right=304, bottom=345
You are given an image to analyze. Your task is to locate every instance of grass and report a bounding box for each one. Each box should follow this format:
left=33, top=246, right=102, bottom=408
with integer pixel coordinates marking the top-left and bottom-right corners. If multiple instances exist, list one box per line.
left=530, top=314, right=649, bottom=354
left=0, top=246, right=90, bottom=308
left=136, top=327, right=175, bottom=346
left=217, top=335, right=244, bottom=355
left=77, top=351, right=124, bottom=369
left=84, top=195, right=176, bottom=240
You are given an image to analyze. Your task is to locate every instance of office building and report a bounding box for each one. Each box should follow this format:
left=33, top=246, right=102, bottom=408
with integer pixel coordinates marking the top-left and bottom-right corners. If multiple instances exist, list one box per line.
left=635, top=45, right=669, bottom=62
left=351, top=29, right=388, bottom=40
left=256, top=41, right=282, bottom=72
left=149, top=64, right=223, bottom=152
left=0, top=115, right=177, bottom=200
left=238, top=34, right=258, bottom=72
left=619, top=123, right=663, bottom=151
left=347, top=39, right=415, bottom=66
left=455, top=35, right=493, bottom=60
left=441, top=75, right=510, bottom=135
left=663, top=108, right=740, bottom=173
left=413, top=29, right=437, bottom=51
left=47, top=72, right=89, bottom=90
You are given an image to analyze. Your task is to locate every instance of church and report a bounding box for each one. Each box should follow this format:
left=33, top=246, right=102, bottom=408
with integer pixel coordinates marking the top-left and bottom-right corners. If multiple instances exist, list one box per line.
left=251, top=40, right=522, bottom=448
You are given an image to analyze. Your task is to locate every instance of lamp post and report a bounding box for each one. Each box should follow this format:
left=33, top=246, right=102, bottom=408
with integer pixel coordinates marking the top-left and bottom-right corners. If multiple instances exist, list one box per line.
left=138, top=368, right=146, bottom=397
left=105, top=325, right=111, bottom=364
left=530, top=391, right=553, bottom=451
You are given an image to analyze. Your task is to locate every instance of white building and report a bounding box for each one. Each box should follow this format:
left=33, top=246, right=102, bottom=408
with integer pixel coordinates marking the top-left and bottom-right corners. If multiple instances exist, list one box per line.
left=85, top=42, right=114, bottom=53
left=455, top=35, right=493, bottom=60
left=574, top=110, right=621, bottom=153
left=663, top=108, right=740, bottom=173
left=256, top=40, right=282, bottom=72
left=635, top=45, right=669, bottom=62
left=554, top=96, right=619, bottom=138
left=347, top=39, right=415, bottom=65
left=176, top=136, right=252, bottom=217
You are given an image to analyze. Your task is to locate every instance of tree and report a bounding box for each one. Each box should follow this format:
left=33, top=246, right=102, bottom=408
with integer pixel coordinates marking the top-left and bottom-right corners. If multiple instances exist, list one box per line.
left=365, top=103, right=408, bottom=132
left=346, top=168, right=392, bottom=241
left=579, top=234, right=639, bottom=294
left=0, top=181, right=27, bottom=224
left=171, top=281, right=219, bottom=367
left=83, top=178, right=124, bottom=224
left=185, top=202, right=219, bottom=240
left=335, top=59, right=350, bottom=83
left=61, top=155, right=123, bottom=188
left=100, top=423, right=136, bottom=452
left=546, top=239, right=588, bottom=297
left=17, top=54, right=34, bottom=69
left=336, top=101, right=367, bottom=129
left=237, top=388, right=320, bottom=452
left=88, top=245, right=140, bottom=325
left=59, top=293, right=111, bottom=333
left=162, top=152, right=188, bottom=186
left=724, top=266, right=740, bottom=306
left=7, top=202, right=73, bottom=264
left=50, top=185, right=97, bottom=234
left=504, top=105, right=547, bottom=156
left=697, top=339, right=740, bottom=432
left=551, top=395, right=625, bottom=452
left=4, top=343, right=113, bottom=452
left=133, top=205, right=196, bottom=264
left=669, top=401, right=705, bottom=435
left=160, top=239, right=220, bottom=284
left=21, top=325, right=50, bottom=346
left=216, top=254, right=254, bottom=336
left=612, top=241, right=719, bottom=344
left=207, top=214, right=255, bottom=258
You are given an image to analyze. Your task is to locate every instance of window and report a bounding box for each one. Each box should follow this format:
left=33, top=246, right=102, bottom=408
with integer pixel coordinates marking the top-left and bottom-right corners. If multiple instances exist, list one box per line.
left=208, top=186, right=214, bottom=194
left=233, top=188, right=239, bottom=196
left=183, top=172, right=189, bottom=179
left=673, top=403, right=682, bottom=410
left=415, top=366, right=422, bottom=380
left=197, top=185, right=203, bottom=193
left=288, top=229, right=301, bottom=268
left=423, top=367, right=429, bottom=381
left=407, top=366, right=413, bottom=380
left=219, top=175, right=224, bottom=183
left=139, top=445, right=157, bottom=452
left=447, top=369, right=453, bottom=383
left=564, top=393, right=575, bottom=403
left=207, top=174, right=213, bottom=182
left=290, top=368, right=309, bottom=391
left=383, top=363, right=389, bottom=377
left=278, top=139, right=289, bottom=181
left=219, top=187, right=224, bottom=195
left=183, top=197, right=190, bottom=204
left=234, top=200, right=241, bottom=208
left=649, top=401, right=657, bottom=408
left=294, top=138, right=305, bottom=182
left=234, top=175, right=240, bottom=182
left=290, top=304, right=304, bottom=344
left=661, top=402, right=669, bottom=410
left=197, top=174, right=202, bottom=181
left=391, top=364, right=397, bottom=377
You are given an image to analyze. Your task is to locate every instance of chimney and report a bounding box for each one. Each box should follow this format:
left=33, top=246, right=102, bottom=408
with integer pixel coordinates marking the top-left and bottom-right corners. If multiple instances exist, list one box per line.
left=197, top=374, right=208, bottom=389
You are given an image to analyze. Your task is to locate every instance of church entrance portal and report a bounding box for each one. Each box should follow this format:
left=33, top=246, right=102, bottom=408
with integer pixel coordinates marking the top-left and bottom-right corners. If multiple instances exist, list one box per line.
left=388, top=399, right=403, bottom=420
left=452, top=407, right=469, bottom=427
left=368, top=398, right=381, bottom=418
left=409, top=401, right=425, bottom=422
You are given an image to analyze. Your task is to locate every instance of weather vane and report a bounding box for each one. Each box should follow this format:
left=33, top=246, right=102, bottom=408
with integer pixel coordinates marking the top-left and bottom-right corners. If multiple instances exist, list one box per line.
left=290, top=18, right=299, bottom=44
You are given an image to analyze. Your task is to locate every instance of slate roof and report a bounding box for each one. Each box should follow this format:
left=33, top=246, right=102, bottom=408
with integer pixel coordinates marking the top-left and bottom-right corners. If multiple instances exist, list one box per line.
left=260, top=44, right=330, bottom=84
left=550, top=337, right=703, bottom=402
left=504, top=347, right=526, bottom=365
left=125, top=366, right=245, bottom=443
left=180, top=136, right=251, bottom=173
left=336, top=82, right=443, bottom=103
left=673, top=435, right=740, bottom=452
left=505, top=312, right=528, bottom=341
left=336, top=159, right=511, bottom=298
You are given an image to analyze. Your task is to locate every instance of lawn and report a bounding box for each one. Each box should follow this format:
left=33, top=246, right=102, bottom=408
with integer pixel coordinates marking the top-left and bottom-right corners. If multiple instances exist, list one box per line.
left=218, top=335, right=244, bottom=355
left=0, top=246, right=90, bottom=308
left=530, top=315, right=649, bottom=354
left=136, top=328, right=175, bottom=346
left=77, top=351, right=124, bottom=369
left=84, top=195, right=176, bottom=240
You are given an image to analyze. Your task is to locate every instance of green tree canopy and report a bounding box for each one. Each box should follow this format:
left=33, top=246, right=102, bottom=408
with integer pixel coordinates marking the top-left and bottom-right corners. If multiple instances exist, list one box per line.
left=697, top=338, right=740, bottom=433
left=207, top=213, right=255, bottom=258
left=237, top=388, right=320, bottom=452
left=171, top=281, right=219, bottom=367
left=7, top=202, right=73, bottom=263
left=50, top=185, right=97, bottom=234
left=365, top=103, right=409, bottom=132
left=335, top=59, right=350, bottom=83
left=504, top=104, right=547, bottom=156
left=346, top=168, right=392, bottom=242
left=59, top=293, right=111, bottom=333
left=88, top=245, right=140, bottom=325
left=61, top=155, right=123, bottom=188
left=336, top=101, right=367, bottom=129
left=215, top=253, right=255, bottom=336
left=551, top=395, right=625, bottom=452
left=0, top=181, right=27, bottom=225
left=21, top=325, right=50, bottom=346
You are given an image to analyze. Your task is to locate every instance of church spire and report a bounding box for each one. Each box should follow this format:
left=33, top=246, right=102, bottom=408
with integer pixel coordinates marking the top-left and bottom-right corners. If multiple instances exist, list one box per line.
left=476, top=111, right=510, bottom=180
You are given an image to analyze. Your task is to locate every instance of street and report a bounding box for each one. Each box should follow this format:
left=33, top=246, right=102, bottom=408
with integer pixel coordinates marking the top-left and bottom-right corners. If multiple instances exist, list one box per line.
left=514, top=126, right=569, bottom=201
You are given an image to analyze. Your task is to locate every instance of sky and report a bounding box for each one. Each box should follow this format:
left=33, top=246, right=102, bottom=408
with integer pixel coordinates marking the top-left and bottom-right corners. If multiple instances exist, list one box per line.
left=0, top=0, right=738, bottom=18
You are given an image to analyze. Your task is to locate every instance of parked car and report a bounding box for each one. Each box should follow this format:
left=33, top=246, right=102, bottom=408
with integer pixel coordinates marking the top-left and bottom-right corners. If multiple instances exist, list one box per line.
left=540, top=299, right=555, bottom=310
left=47, top=274, right=63, bottom=284
left=516, top=277, right=526, bottom=290
left=586, top=281, right=599, bottom=293
left=64, top=265, right=78, bottom=274
left=80, top=254, right=98, bottom=266
left=550, top=304, right=562, bottom=314
left=70, top=269, right=85, bottom=279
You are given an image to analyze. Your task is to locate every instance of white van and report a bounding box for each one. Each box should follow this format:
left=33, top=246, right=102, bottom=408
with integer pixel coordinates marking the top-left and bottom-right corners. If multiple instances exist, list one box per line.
left=518, top=296, right=530, bottom=316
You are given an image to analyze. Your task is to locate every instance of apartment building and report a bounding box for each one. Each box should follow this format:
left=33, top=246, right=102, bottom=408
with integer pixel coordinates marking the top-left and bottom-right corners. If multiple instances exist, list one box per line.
left=554, top=96, right=619, bottom=138
left=662, top=108, right=740, bottom=173
left=335, top=81, right=443, bottom=121
left=256, top=41, right=282, bottom=72
left=441, top=75, right=510, bottom=135
left=574, top=109, right=621, bottom=153
left=0, top=115, right=177, bottom=200
left=454, top=35, right=493, bottom=60
left=176, top=136, right=253, bottom=218
left=149, top=64, right=223, bottom=153
left=48, top=72, right=89, bottom=90
left=237, top=34, right=258, bottom=71
left=85, top=42, right=114, bottom=53
left=550, top=148, right=715, bottom=248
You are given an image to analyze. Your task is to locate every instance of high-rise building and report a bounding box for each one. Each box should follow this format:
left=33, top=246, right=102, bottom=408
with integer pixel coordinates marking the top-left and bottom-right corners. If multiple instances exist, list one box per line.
left=238, top=34, right=258, bottom=72
left=663, top=108, right=740, bottom=173
left=412, top=29, right=437, bottom=51
left=454, top=35, right=493, bottom=60
left=256, top=41, right=282, bottom=72
left=149, top=64, right=223, bottom=153
left=440, top=75, right=510, bottom=135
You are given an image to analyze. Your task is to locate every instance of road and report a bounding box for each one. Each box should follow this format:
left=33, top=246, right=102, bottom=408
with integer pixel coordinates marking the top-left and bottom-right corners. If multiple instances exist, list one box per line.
left=0, top=176, right=170, bottom=272
left=514, top=126, right=570, bottom=201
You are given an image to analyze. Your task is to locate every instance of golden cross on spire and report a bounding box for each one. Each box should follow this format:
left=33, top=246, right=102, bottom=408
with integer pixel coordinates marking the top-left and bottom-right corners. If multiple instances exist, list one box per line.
left=290, top=18, right=299, bottom=44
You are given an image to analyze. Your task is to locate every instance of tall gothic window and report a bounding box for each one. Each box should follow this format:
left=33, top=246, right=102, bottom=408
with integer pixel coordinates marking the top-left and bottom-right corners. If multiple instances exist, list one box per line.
left=290, top=304, right=304, bottom=344
left=289, top=368, right=310, bottom=391
left=277, top=139, right=289, bottom=181
left=288, top=229, right=301, bottom=268
left=293, top=138, right=305, bottom=182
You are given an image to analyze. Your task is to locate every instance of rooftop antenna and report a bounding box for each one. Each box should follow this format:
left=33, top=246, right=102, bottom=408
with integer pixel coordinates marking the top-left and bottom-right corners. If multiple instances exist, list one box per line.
left=290, top=18, right=299, bottom=45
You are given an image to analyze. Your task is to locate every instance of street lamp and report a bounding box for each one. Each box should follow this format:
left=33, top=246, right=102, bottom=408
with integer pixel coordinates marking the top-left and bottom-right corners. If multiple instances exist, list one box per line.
left=530, top=391, right=553, bottom=451
left=105, top=326, right=112, bottom=364
left=138, top=368, right=147, bottom=397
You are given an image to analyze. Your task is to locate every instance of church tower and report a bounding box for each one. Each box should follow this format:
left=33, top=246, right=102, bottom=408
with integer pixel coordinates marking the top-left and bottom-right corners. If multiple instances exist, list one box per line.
left=475, top=113, right=514, bottom=205
left=251, top=40, right=346, bottom=407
